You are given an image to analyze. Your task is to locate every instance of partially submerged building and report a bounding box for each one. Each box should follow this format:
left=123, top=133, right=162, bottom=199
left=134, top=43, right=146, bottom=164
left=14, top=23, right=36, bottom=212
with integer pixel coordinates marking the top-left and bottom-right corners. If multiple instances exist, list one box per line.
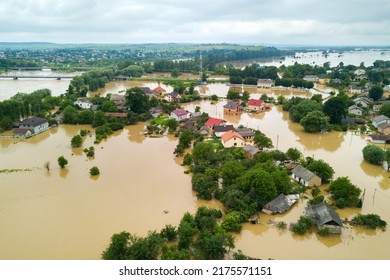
left=262, top=194, right=300, bottom=215
left=305, top=202, right=343, bottom=234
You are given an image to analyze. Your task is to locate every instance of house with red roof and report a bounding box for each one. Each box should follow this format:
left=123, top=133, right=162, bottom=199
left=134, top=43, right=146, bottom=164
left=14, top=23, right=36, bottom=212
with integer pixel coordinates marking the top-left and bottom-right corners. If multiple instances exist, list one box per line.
left=170, top=109, right=190, bottom=122
left=247, top=99, right=265, bottom=112
left=204, top=117, right=226, bottom=128
left=153, top=86, right=166, bottom=95
left=221, top=130, right=245, bottom=148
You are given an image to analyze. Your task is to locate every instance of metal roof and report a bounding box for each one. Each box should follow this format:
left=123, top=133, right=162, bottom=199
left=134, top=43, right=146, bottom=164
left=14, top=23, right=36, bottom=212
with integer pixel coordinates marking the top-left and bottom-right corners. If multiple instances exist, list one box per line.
left=305, top=202, right=343, bottom=227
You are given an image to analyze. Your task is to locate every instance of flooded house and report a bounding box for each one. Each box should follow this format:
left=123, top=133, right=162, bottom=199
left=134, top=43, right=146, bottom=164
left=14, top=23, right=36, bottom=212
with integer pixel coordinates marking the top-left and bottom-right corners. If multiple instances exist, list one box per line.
left=74, top=98, right=93, bottom=109
left=221, top=130, right=245, bottom=148
left=291, top=165, right=322, bottom=187
left=170, top=109, right=190, bottom=122
left=262, top=194, right=300, bottom=215
left=17, top=116, right=49, bottom=135
left=305, top=202, right=343, bottom=234
left=223, top=102, right=243, bottom=115
left=247, top=99, right=265, bottom=112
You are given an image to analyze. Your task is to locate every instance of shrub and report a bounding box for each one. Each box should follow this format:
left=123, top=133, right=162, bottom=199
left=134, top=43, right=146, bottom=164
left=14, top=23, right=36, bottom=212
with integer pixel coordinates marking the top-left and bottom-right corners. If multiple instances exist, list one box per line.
left=291, top=216, right=314, bottom=235
left=352, top=214, right=387, bottom=230
left=317, top=227, right=331, bottom=236
left=57, top=156, right=68, bottom=168
left=276, top=221, right=287, bottom=230
left=160, top=225, right=178, bottom=241
left=71, top=134, right=83, bottom=148
left=90, top=166, right=100, bottom=176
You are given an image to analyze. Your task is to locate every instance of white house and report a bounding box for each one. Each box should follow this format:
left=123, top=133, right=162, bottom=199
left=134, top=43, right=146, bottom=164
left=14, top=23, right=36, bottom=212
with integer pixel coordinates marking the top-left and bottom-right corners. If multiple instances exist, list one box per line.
left=221, top=130, right=245, bottom=148
left=170, top=109, right=190, bottom=122
left=74, top=98, right=93, bottom=109
left=257, top=79, right=273, bottom=88
left=372, top=115, right=390, bottom=128
left=18, top=116, right=49, bottom=134
left=348, top=105, right=364, bottom=116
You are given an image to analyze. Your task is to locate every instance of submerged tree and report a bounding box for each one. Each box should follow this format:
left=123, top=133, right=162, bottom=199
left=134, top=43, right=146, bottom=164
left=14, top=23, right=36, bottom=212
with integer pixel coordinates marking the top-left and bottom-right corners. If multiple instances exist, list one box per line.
left=57, top=156, right=68, bottom=169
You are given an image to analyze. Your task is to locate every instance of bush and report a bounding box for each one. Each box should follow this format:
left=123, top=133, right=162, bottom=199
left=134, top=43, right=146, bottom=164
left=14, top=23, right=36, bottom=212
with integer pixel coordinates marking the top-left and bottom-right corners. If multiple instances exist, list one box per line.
left=291, top=216, right=314, bottom=235
left=308, top=195, right=324, bottom=206
left=90, top=166, right=100, bottom=176
left=317, top=227, right=331, bottom=236
left=160, top=225, right=178, bottom=241
left=352, top=214, right=387, bottom=230
left=71, top=134, right=83, bottom=148
left=57, top=156, right=68, bottom=168
left=276, top=221, right=287, bottom=230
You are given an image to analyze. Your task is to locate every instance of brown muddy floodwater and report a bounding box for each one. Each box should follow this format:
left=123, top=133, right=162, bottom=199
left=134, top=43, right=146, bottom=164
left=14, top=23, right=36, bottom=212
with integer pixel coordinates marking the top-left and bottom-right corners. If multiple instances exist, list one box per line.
left=0, top=124, right=222, bottom=259
left=182, top=101, right=390, bottom=260
left=1, top=80, right=390, bottom=260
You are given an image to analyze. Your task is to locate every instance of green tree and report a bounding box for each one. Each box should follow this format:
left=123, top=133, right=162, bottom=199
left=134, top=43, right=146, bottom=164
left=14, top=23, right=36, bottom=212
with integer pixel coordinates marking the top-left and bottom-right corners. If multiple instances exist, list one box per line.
left=160, top=225, right=178, bottom=241
left=92, top=111, right=107, bottom=127
left=178, top=129, right=194, bottom=148
left=226, top=90, right=241, bottom=100
left=239, top=169, right=277, bottom=208
left=379, top=104, right=390, bottom=118
left=101, top=100, right=117, bottom=112
left=286, top=147, right=301, bottom=161
left=306, top=159, right=335, bottom=183
left=165, top=118, right=178, bottom=133
left=71, top=134, right=83, bottom=148
left=220, top=160, right=245, bottom=187
left=369, top=85, right=384, bottom=101
left=125, top=87, right=150, bottom=114
left=101, top=231, right=131, bottom=260
left=90, top=166, right=100, bottom=176
left=57, top=156, right=68, bottom=169
left=192, top=142, right=215, bottom=164
left=119, top=65, right=145, bottom=77
left=178, top=213, right=198, bottom=250
left=323, top=96, right=347, bottom=124
left=62, top=105, right=79, bottom=124
left=242, top=91, right=250, bottom=102
left=289, top=99, right=323, bottom=122
left=328, top=177, right=362, bottom=208
left=300, top=110, right=329, bottom=132
left=171, top=68, right=181, bottom=78
left=192, top=174, right=218, bottom=200
left=363, top=145, right=385, bottom=165
left=254, top=131, right=273, bottom=150
left=311, top=94, right=323, bottom=104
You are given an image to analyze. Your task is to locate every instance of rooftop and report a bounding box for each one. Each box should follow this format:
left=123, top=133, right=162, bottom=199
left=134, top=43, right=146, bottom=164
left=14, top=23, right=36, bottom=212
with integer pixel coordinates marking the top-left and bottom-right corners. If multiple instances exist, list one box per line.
left=221, top=130, right=244, bottom=142
left=291, top=165, right=317, bottom=182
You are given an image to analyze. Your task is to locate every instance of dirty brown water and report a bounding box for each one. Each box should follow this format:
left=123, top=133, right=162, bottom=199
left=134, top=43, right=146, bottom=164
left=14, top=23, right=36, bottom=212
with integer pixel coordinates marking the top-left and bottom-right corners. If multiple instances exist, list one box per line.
left=1, top=80, right=390, bottom=259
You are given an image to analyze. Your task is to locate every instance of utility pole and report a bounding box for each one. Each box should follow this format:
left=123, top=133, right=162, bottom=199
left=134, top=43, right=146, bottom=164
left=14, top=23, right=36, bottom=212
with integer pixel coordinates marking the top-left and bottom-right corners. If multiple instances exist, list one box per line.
left=199, top=50, right=203, bottom=83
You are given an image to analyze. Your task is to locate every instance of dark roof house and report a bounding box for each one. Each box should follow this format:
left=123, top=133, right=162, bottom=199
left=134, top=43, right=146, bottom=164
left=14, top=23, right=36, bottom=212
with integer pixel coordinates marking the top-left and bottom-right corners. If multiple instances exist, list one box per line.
left=305, top=202, right=343, bottom=234
left=262, top=194, right=300, bottom=215
left=243, top=145, right=260, bottom=159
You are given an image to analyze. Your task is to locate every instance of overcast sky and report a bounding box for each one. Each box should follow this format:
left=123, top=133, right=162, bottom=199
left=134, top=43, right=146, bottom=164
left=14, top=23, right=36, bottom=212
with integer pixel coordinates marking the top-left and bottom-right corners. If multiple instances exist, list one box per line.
left=0, top=0, right=389, bottom=46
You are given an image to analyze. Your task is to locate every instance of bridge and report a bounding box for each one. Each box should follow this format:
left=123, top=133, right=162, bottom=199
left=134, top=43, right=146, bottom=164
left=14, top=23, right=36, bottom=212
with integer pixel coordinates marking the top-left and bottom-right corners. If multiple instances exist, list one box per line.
left=8, top=66, right=92, bottom=71
left=0, top=73, right=75, bottom=80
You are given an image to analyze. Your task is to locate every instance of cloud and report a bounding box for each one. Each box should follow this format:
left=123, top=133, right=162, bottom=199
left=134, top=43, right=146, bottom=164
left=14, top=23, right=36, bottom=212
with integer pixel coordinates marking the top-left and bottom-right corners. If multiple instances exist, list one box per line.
left=0, top=0, right=389, bottom=45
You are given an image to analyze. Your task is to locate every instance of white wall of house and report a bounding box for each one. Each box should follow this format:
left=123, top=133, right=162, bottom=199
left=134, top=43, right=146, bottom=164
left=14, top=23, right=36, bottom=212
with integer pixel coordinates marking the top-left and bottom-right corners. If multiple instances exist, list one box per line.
left=222, top=137, right=245, bottom=148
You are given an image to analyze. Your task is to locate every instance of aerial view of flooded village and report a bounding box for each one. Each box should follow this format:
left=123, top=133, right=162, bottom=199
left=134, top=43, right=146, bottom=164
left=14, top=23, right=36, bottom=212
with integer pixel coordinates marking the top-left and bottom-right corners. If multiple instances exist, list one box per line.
left=1, top=0, right=390, bottom=261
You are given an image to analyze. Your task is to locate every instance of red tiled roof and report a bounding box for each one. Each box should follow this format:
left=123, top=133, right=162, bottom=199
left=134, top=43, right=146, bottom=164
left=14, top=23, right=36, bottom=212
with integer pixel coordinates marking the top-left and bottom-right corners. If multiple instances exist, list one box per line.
left=221, top=130, right=244, bottom=142
left=13, top=128, right=31, bottom=135
left=248, top=99, right=264, bottom=107
left=204, top=117, right=225, bottom=127
left=104, top=112, right=128, bottom=118
left=153, top=86, right=166, bottom=93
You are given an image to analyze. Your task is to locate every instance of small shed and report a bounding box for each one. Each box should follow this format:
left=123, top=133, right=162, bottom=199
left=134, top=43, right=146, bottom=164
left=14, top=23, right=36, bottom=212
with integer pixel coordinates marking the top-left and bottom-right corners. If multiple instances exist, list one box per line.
left=305, top=202, right=343, bottom=234
left=262, top=194, right=300, bottom=215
